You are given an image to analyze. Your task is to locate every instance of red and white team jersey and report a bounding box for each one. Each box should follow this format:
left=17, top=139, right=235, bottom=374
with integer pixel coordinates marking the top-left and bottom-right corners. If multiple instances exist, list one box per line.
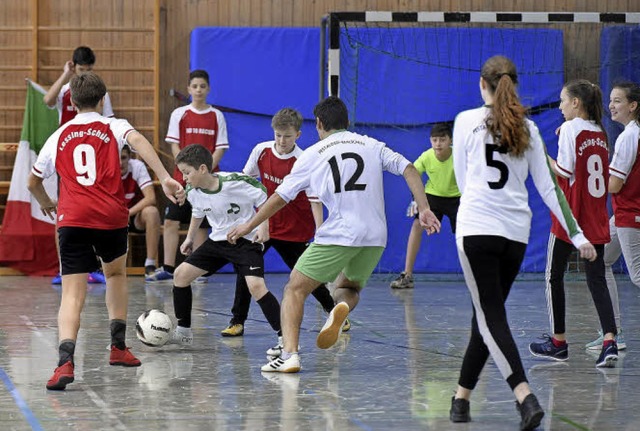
left=32, top=112, right=133, bottom=229
left=55, top=82, right=114, bottom=126
left=166, top=105, right=229, bottom=185
left=243, top=141, right=319, bottom=242
left=551, top=118, right=610, bottom=244
left=610, top=120, right=640, bottom=228
left=121, top=158, right=153, bottom=209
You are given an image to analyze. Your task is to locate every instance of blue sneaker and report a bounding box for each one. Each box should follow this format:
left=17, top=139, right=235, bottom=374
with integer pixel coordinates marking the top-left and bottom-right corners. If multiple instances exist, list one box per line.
left=145, top=268, right=174, bottom=282
left=529, top=334, right=568, bottom=361
left=87, top=271, right=106, bottom=284
left=51, top=273, right=62, bottom=285
left=595, top=341, right=618, bottom=368
left=586, top=329, right=626, bottom=351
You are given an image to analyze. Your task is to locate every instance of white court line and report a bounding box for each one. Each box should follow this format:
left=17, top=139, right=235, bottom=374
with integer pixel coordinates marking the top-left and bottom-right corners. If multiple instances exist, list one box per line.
left=19, top=315, right=129, bottom=431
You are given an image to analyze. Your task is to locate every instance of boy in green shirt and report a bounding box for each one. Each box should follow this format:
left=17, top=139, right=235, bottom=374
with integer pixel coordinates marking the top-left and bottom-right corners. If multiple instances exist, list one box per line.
left=391, top=123, right=460, bottom=288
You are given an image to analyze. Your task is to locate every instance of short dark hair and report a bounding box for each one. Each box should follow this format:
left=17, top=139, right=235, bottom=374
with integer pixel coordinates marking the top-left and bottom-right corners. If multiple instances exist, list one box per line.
left=175, top=144, right=213, bottom=172
left=313, top=96, right=349, bottom=131
left=272, top=108, right=303, bottom=131
left=189, top=69, right=210, bottom=86
left=69, top=72, right=106, bottom=110
left=430, top=123, right=452, bottom=138
left=72, top=46, right=96, bottom=66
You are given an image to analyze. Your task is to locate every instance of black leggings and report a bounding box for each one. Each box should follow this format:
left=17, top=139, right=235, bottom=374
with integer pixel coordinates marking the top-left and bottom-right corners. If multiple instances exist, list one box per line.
left=457, top=235, right=528, bottom=391
left=545, top=234, right=616, bottom=336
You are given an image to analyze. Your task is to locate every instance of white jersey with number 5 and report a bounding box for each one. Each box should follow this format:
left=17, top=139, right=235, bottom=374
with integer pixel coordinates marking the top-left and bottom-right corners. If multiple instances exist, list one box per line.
left=275, top=130, right=410, bottom=247
left=452, top=106, right=587, bottom=247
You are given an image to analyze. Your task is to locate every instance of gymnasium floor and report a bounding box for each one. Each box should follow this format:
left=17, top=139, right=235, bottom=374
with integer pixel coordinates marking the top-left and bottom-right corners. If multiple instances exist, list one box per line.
left=0, top=273, right=638, bottom=431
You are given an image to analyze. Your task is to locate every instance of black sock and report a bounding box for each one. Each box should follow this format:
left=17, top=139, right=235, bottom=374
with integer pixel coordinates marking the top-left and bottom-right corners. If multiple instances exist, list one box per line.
left=257, top=291, right=281, bottom=333
left=173, top=285, right=192, bottom=328
left=58, top=340, right=76, bottom=366
left=110, top=319, right=127, bottom=350
left=164, top=265, right=175, bottom=274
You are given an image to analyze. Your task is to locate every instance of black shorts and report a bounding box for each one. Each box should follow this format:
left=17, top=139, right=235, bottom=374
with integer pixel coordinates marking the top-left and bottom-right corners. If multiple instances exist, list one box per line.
left=164, top=200, right=210, bottom=228
left=184, top=237, right=264, bottom=278
left=415, top=193, right=460, bottom=233
left=128, top=215, right=145, bottom=234
left=58, top=227, right=128, bottom=275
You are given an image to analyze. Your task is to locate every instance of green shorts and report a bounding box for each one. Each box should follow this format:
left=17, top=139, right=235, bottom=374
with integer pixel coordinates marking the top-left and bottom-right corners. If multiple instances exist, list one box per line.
left=294, top=243, right=384, bottom=287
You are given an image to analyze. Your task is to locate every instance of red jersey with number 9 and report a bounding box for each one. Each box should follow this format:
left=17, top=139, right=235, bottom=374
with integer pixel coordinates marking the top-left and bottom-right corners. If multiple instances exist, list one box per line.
left=31, top=112, right=133, bottom=229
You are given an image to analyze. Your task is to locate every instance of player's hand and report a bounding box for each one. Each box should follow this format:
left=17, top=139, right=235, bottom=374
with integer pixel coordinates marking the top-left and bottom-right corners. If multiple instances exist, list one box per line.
left=228, top=223, right=252, bottom=244
left=180, top=238, right=194, bottom=256
left=579, top=242, right=597, bottom=262
left=418, top=209, right=441, bottom=235
left=253, top=223, right=269, bottom=243
left=406, top=201, right=418, bottom=217
left=40, top=200, right=57, bottom=221
left=161, top=178, right=185, bottom=205
left=63, top=60, right=75, bottom=76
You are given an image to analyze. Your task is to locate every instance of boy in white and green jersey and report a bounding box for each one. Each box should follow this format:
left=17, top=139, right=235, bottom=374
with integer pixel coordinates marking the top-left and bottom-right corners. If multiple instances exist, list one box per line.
left=391, top=123, right=460, bottom=289
left=167, top=144, right=282, bottom=348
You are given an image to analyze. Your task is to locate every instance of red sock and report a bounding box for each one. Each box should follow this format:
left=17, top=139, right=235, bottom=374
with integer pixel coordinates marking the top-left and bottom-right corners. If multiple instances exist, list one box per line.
left=603, top=339, right=614, bottom=347
left=551, top=337, right=566, bottom=347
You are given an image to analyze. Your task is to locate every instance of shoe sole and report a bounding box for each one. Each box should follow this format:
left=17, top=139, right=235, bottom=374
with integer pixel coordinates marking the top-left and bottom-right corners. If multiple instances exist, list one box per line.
left=528, top=346, right=568, bottom=362
left=261, top=365, right=301, bottom=373
left=110, top=361, right=142, bottom=367
left=220, top=331, right=244, bottom=337
left=317, top=303, right=349, bottom=349
left=587, top=343, right=626, bottom=351
left=596, top=355, right=618, bottom=368
left=521, top=410, right=544, bottom=431
left=46, top=376, right=74, bottom=390
left=449, top=413, right=471, bottom=423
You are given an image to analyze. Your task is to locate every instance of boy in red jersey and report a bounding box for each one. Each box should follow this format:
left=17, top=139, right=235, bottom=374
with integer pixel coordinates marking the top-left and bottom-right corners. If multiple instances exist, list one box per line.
left=44, top=46, right=115, bottom=284
left=221, top=108, right=350, bottom=351
left=120, top=145, right=162, bottom=275
left=28, top=72, right=184, bottom=391
left=146, top=69, right=228, bottom=282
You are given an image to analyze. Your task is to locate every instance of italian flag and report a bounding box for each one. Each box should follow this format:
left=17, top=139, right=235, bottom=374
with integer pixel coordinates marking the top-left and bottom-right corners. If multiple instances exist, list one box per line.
left=0, top=80, right=60, bottom=275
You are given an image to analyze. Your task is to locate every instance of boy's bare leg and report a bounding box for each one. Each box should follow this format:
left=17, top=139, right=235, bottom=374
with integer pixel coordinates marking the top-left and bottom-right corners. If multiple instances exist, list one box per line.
left=280, top=270, right=321, bottom=353
left=404, top=219, right=423, bottom=275
left=58, top=274, right=89, bottom=341
left=163, top=219, right=180, bottom=267
left=332, top=272, right=362, bottom=312
left=140, top=207, right=160, bottom=263
left=103, top=254, right=128, bottom=320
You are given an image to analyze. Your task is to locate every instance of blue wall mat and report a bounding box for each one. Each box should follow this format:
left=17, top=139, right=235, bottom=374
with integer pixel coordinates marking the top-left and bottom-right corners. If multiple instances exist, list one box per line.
left=190, top=26, right=567, bottom=274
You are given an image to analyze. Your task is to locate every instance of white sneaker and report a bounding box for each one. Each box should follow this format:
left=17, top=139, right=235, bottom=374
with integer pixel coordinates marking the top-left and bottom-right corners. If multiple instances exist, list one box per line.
left=317, top=302, right=349, bottom=349
left=261, top=353, right=301, bottom=373
left=167, top=326, right=193, bottom=346
left=266, top=336, right=283, bottom=357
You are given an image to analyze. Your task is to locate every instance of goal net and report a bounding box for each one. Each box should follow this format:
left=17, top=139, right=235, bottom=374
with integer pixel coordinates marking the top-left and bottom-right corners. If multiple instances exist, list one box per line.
left=323, top=12, right=640, bottom=274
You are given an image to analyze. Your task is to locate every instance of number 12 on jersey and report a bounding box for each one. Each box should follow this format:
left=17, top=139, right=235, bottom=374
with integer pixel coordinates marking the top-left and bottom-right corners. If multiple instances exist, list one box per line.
left=328, top=152, right=367, bottom=193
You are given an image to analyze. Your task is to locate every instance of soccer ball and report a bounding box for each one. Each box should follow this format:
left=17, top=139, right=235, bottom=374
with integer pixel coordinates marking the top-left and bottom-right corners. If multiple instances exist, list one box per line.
left=136, top=309, right=173, bottom=347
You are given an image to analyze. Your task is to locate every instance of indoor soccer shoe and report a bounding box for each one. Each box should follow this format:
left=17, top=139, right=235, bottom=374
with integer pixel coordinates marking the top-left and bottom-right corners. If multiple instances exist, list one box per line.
left=390, top=272, right=414, bottom=289
left=88, top=271, right=106, bottom=284
left=586, top=329, right=626, bottom=351
left=46, top=361, right=74, bottom=390
left=261, top=353, right=301, bottom=373
left=450, top=397, right=471, bottom=423
left=515, top=393, right=544, bottom=431
left=266, top=337, right=283, bottom=358
left=221, top=323, right=244, bottom=337
left=317, top=302, right=349, bottom=349
left=595, top=341, right=618, bottom=368
left=109, top=346, right=142, bottom=367
left=528, top=334, right=568, bottom=361
left=167, top=326, right=193, bottom=346
left=145, top=268, right=174, bottom=282
left=342, top=317, right=351, bottom=332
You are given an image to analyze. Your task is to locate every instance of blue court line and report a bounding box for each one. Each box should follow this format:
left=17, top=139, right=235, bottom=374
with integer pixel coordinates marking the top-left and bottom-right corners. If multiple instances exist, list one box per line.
left=0, top=367, right=44, bottom=431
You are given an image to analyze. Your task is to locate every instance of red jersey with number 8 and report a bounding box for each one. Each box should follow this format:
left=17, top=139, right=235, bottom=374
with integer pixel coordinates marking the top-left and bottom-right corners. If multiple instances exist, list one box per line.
left=32, top=112, right=133, bottom=229
left=551, top=118, right=610, bottom=244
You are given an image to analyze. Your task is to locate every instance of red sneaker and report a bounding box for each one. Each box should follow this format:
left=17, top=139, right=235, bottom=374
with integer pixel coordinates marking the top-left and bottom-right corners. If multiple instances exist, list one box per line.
left=109, top=346, right=142, bottom=367
left=46, top=361, right=74, bottom=390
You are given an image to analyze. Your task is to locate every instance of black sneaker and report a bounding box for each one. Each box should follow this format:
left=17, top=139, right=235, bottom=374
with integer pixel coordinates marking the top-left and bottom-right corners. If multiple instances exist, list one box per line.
left=449, top=396, right=471, bottom=422
left=144, top=265, right=157, bottom=276
left=595, top=341, right=618, bottom=368
left=515, top=393, right=544, bottom=431
left=528, top=334, right=568, bottom=361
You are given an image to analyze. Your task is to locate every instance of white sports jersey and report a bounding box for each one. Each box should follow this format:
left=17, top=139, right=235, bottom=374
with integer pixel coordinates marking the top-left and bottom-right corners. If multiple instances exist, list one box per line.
left=55, top=82, right=114, bottom=125
left=187, top=172, right=267, bottom=241
left=275, top=130, right=410, bottom=247
left=452, top=106, right=587, bottom=247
